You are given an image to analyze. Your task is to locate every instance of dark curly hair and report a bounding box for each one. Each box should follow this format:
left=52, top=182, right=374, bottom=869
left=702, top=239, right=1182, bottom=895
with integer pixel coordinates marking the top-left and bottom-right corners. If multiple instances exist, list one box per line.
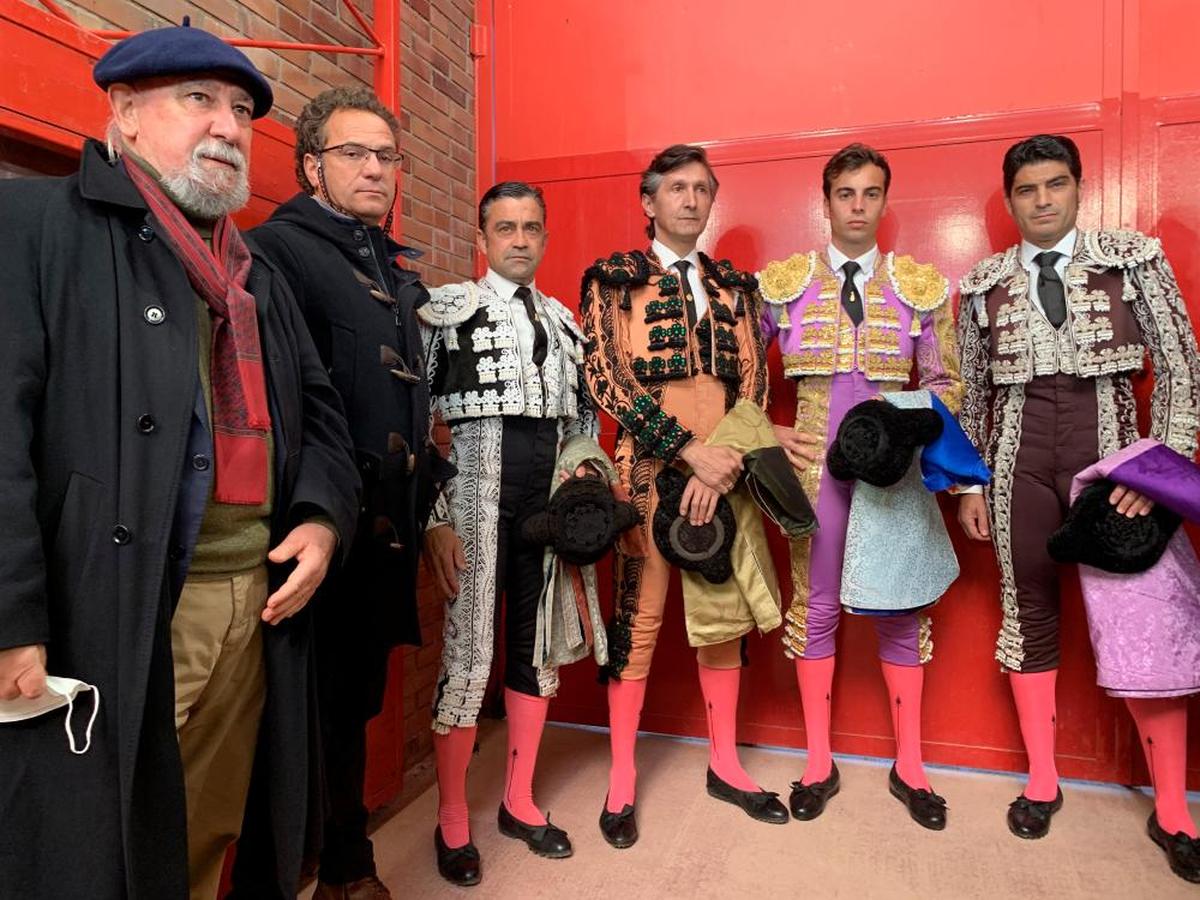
left=293, top=86, right=401, bottom=193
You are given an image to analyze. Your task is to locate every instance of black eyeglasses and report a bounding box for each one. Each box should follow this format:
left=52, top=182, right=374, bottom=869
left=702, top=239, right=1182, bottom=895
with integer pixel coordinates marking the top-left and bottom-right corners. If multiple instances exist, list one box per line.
left=318, top=143, right=405, bottom=167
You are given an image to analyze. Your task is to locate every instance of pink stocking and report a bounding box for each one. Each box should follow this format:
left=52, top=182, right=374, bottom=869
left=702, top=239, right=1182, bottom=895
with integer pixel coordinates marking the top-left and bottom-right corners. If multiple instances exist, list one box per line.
left=433, top=725, right=477, bottom=848
left=502, top=688, right=549, bottom=825
left=606, top=677, right=647, bottom=812
left=881, top=661, right=930, bottom=790
left=1127, top=696, right=1197, bottom=837
left=1009, top=670, right=1059, bottom=801
left=795, top=656, right=836, bottom=785
left=698, top=664, right=758, bottom=791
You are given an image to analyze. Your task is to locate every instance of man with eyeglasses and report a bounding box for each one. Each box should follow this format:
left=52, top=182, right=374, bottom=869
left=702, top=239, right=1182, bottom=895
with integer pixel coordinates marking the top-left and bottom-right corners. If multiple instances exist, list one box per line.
left=245, top=87, right=442, bottom=900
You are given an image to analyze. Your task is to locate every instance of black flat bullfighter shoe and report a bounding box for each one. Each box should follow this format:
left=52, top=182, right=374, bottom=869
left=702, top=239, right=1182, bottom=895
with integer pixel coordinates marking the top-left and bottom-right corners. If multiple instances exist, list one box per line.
left=888, top=765, right=947, bottom=831
left=497, top=804, right=573, bottom=858
left=705, top=768, right=789, bottom=824
left=788, top=763, right=841, bottom=821
left=1006, top=788, right=1063, bottom=840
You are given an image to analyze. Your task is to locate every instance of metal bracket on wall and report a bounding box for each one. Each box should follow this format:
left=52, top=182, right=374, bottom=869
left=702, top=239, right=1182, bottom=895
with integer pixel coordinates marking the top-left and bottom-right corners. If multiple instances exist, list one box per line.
left=32, top=0, right=386, bottom=58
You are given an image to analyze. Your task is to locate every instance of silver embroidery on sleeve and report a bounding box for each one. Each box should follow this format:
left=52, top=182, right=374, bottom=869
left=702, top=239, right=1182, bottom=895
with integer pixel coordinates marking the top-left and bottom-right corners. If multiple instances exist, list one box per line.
left=1129, top=258, right=1200, bottom=456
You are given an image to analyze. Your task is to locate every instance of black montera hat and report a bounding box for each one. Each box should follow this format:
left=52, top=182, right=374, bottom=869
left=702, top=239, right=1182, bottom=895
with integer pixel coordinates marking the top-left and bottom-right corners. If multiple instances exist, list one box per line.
left=652, top=466, right=736, bottom=584
left=827, top=400, right=943, bottom=488
left=521, top=475, right=641, bottom=567
left=1048, top=479, right=1181, bottom=574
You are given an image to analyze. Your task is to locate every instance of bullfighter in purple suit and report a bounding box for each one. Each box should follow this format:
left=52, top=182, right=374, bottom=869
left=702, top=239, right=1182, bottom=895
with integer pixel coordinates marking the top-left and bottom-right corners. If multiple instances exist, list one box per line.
left=757, top=144, right=962, bottom=830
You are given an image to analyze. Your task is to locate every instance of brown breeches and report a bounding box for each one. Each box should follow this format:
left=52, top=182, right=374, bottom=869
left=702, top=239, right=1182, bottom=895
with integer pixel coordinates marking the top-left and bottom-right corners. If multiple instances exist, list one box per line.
left=1001, top=374, right=1100, bottom=673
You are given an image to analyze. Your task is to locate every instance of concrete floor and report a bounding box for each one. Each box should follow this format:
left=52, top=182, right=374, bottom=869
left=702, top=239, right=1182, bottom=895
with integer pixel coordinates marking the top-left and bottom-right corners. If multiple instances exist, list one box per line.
left=310, top=722, right=1199, bottom=899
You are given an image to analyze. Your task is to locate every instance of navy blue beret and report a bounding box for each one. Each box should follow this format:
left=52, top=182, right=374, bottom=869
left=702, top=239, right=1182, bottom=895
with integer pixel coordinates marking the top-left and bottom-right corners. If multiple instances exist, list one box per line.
left=93, top=20, right=273, bottom=119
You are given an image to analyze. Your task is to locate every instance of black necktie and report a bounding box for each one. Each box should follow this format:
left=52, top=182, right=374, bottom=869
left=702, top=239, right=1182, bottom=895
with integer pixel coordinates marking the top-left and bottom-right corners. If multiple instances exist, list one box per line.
left=674, top=260, right=700, bottom=331
left=1033, top=251, right=1067, bottom=328
left=840, top=260, right=864, bottom=326
left=515, top=285, right=547, bottom=367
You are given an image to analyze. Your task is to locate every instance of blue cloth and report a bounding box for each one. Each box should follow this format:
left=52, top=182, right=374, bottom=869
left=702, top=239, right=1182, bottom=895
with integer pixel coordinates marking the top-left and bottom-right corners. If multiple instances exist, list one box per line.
left=93, top=19, right=273, bottom=118
left=919, top=393, right=991, bottom=492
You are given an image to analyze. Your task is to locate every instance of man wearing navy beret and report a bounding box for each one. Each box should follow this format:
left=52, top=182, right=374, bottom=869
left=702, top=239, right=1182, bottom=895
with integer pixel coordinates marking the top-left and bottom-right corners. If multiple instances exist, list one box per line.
left=0, top=22, right=358, bottom=900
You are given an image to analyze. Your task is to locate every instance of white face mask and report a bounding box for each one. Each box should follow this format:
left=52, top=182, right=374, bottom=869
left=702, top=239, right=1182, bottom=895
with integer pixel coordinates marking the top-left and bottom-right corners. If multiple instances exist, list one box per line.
left=0, top=676, right=100, bottom=754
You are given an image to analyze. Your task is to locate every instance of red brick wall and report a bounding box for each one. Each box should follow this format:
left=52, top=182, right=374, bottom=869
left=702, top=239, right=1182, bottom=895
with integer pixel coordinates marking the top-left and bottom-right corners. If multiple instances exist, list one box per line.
left=24, top=0, right=377, bottom=122
left=398, top=0, right=477, bottom=287
left=398, top=0, right=475, bottom=772
left=24, top=0, right=477, bottom=776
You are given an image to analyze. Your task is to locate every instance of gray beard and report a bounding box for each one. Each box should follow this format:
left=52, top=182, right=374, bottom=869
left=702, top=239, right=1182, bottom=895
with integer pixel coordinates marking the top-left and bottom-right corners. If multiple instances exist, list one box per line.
left=160, top=163, right=249, bottom=221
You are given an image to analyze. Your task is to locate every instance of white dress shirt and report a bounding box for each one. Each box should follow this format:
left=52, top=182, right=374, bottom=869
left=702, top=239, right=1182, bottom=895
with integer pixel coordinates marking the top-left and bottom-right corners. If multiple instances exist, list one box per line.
left=485, top=268, right=540, bottom=367
left=1019, top=229, right=1076, bottom=320
left=652, top=239, right=709, bottom=318
left=828, top=242, right=878, bottom=299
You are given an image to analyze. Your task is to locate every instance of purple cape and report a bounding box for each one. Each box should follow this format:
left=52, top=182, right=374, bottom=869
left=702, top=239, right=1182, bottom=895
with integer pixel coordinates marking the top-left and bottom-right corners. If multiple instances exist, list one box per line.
left=1070, top=439, right=1200, bottom=698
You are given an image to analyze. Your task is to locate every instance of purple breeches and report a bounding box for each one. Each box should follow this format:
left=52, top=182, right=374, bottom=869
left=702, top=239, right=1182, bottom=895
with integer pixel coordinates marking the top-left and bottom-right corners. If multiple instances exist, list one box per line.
left=794, top=372, right=923, bottom=665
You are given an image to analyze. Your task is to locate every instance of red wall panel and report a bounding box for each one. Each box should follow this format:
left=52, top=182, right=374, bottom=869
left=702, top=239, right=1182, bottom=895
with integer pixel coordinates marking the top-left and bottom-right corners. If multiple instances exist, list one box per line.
left=487, top=0, right=1200, bottom=785
left=491, top=0, right=1110, bottom=164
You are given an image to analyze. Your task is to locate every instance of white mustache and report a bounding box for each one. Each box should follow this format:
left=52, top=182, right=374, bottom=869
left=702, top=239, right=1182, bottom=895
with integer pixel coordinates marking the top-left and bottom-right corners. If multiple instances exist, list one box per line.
left=193, top=140, right=245, bottom=172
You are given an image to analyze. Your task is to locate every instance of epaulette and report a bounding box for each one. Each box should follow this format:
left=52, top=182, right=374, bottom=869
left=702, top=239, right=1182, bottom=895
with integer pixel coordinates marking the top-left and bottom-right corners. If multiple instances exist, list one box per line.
left=886, top=252, right=949, bottom=312
left=756, top=251, right=817, bottom=305
left=699, top=252, right=758, bottom=292
left=959, top=247, right=1020, bottom=297
left=540, top=294, right=586, bottom=342
left=1078, top=229, right=1162, bottom=269
left=583, top=250, right=653, bottom=288
left=416, top=281, right=479, bottom=327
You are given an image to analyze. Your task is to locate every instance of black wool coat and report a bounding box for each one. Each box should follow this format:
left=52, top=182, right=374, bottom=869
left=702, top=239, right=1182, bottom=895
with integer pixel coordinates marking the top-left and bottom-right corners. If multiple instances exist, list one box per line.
left=250, top=194, right=437, bottom=668
left=0, top=143, right=359, bottom=899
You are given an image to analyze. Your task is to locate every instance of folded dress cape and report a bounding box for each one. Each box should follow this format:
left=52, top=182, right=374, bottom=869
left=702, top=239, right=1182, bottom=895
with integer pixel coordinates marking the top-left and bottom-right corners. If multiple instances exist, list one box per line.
left=1063, top=439, right=1200, bottom=699
left=743, top=444, right=817, bottom=538
left=840, top=391, right=990, bottom=616
left=675, top=401, right=785, bottom=648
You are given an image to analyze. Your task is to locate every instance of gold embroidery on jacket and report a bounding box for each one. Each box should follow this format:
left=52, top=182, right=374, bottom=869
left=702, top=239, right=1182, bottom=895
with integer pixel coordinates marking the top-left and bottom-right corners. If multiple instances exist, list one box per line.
left=759, top=251, right=817, bottom=304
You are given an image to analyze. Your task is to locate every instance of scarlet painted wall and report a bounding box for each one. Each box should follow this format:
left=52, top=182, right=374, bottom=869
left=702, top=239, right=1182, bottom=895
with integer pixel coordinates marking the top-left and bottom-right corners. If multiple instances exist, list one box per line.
left=480, top=0, right=1200, bottom=786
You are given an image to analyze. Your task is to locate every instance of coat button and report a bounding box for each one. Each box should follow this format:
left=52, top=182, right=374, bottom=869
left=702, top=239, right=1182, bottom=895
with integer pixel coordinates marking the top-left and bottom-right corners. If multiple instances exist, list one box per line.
left=357, top=246, right=371, bottom=258
left=136, top=414, right=156, bottom=434
left=144, top=305, right=166, bottom=325
left=112, top=525, right=132, bottom=545
left=137, top=224, right=155, bottom=242
left=353, top=229, right=365, bottom=241
left=191, top=454, right=210, bottom=471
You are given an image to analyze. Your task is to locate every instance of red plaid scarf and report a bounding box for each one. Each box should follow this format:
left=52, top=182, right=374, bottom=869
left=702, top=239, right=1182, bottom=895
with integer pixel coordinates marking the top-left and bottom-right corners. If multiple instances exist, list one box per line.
left=125, top=159, right=272, bottom=505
